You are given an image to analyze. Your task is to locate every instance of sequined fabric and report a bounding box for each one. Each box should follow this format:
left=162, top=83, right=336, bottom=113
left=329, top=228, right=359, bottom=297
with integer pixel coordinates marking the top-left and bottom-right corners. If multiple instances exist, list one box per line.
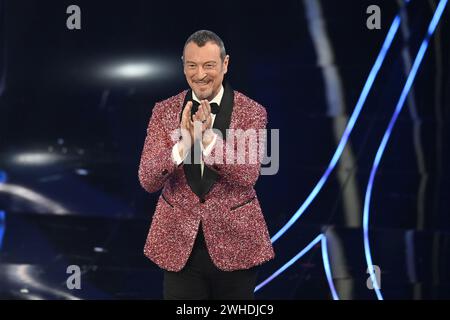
left=138, top=89, right=275, bottom=272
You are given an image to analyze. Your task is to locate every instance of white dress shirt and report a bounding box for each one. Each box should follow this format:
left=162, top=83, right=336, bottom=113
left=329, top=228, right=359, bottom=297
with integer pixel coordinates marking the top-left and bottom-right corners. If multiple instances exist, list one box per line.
left=171, top=85, right=223, bottom=176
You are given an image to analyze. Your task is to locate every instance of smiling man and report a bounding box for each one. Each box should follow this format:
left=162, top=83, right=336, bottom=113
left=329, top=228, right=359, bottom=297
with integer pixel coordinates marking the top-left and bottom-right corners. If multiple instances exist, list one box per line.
left=184, top=37, right=227, bottom=101
left=138, top=30, right=275, bottom=300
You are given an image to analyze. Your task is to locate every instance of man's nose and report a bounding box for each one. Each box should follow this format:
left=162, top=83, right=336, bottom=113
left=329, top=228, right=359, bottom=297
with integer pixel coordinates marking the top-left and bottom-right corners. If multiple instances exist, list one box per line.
left=195, top=66, right=206, bottom=79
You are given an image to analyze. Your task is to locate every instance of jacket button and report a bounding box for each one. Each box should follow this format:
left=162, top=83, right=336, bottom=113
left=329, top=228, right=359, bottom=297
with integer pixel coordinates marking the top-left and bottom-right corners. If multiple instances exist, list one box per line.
left=162, top=169, right=168, bottom=175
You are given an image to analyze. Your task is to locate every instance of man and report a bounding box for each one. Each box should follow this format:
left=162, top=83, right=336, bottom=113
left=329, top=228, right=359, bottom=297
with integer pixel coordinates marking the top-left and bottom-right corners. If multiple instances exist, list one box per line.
left=138, top=30, right=274, bottom=300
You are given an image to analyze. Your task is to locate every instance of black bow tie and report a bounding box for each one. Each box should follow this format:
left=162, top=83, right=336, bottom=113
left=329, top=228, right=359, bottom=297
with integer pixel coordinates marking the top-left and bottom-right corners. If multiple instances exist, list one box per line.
left=191, top=100, right=220, bottom=119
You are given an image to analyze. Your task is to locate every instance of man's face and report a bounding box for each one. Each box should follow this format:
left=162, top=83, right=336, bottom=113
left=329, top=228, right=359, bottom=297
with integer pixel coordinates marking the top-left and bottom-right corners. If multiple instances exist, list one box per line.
left=183, top=41, right=229, bottom=101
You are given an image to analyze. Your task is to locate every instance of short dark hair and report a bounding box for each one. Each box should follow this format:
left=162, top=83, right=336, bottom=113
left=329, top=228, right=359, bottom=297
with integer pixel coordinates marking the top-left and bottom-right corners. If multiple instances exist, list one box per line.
left=183, top=30, right=227, bottom=61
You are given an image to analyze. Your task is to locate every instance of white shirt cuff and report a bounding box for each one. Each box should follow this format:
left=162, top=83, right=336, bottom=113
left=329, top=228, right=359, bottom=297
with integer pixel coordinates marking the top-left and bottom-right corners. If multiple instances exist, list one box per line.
left=172, top=142, right=188, bottom=166
left=201, top=133, right=218, bottom=157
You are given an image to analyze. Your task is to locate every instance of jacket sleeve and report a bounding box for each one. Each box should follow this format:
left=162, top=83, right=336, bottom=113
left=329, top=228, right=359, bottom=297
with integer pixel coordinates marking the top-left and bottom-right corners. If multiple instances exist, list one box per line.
left=203, top=105, right=267, bottom=187
left=138, top=102, right=181, bottom=193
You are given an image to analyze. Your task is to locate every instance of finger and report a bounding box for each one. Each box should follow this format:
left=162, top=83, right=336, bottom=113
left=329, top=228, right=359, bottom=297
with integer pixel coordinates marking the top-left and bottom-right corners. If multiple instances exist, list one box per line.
left=204, top=100, right=211, bottom=117
left=195, top=112, right=207, bottom=127
left=189, top=119, right=194, bottom=136
left=182, top=101, right=192, bottom=123
left=183, top=101, right=192, bottom=117
left=201, top=100, right=209, bottom=120
left=184, top=108, right=192, bottom=129
left=198, top=101, right=204, bottom=120
left=194, top=103, right=203, bottom=121
left=204, top=117, right=212, bottom=131
left=202, top=101, right=211, bottom=129
left=195, top=111, right=206, bottom=126
left=181, top=112, right=186, bottom=129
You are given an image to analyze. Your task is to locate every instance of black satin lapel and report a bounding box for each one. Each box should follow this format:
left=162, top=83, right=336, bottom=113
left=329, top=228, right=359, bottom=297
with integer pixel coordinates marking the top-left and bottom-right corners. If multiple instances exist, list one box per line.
left=199, top=82, right=235, bottom=198
left=211, top=82, right=234, bottom=141
left=179, top=90, right=203, bottom=198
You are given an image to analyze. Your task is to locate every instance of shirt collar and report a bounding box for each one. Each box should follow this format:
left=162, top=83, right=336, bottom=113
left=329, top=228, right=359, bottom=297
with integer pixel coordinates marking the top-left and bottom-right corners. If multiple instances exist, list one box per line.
left=192, top=85, right=224, bottom=106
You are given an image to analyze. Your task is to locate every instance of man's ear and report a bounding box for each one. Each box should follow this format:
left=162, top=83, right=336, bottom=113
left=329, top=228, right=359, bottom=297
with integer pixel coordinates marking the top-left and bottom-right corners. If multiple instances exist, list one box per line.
left=223, top=55, right=230, bottom=74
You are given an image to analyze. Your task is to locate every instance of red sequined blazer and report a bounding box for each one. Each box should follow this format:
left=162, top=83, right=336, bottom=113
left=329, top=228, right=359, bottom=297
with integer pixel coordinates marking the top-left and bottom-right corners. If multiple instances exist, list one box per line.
left=138, top=83, right=275, bottom=272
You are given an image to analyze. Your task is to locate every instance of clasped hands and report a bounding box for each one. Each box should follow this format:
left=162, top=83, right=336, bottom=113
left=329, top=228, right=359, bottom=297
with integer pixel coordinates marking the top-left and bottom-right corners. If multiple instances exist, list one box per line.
left=178, top=100, right=216, bottom=158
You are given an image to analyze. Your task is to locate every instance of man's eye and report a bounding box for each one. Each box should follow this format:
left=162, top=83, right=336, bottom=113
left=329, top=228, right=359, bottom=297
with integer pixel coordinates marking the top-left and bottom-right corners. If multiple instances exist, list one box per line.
left=205, top=64, right=214, bottom=68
